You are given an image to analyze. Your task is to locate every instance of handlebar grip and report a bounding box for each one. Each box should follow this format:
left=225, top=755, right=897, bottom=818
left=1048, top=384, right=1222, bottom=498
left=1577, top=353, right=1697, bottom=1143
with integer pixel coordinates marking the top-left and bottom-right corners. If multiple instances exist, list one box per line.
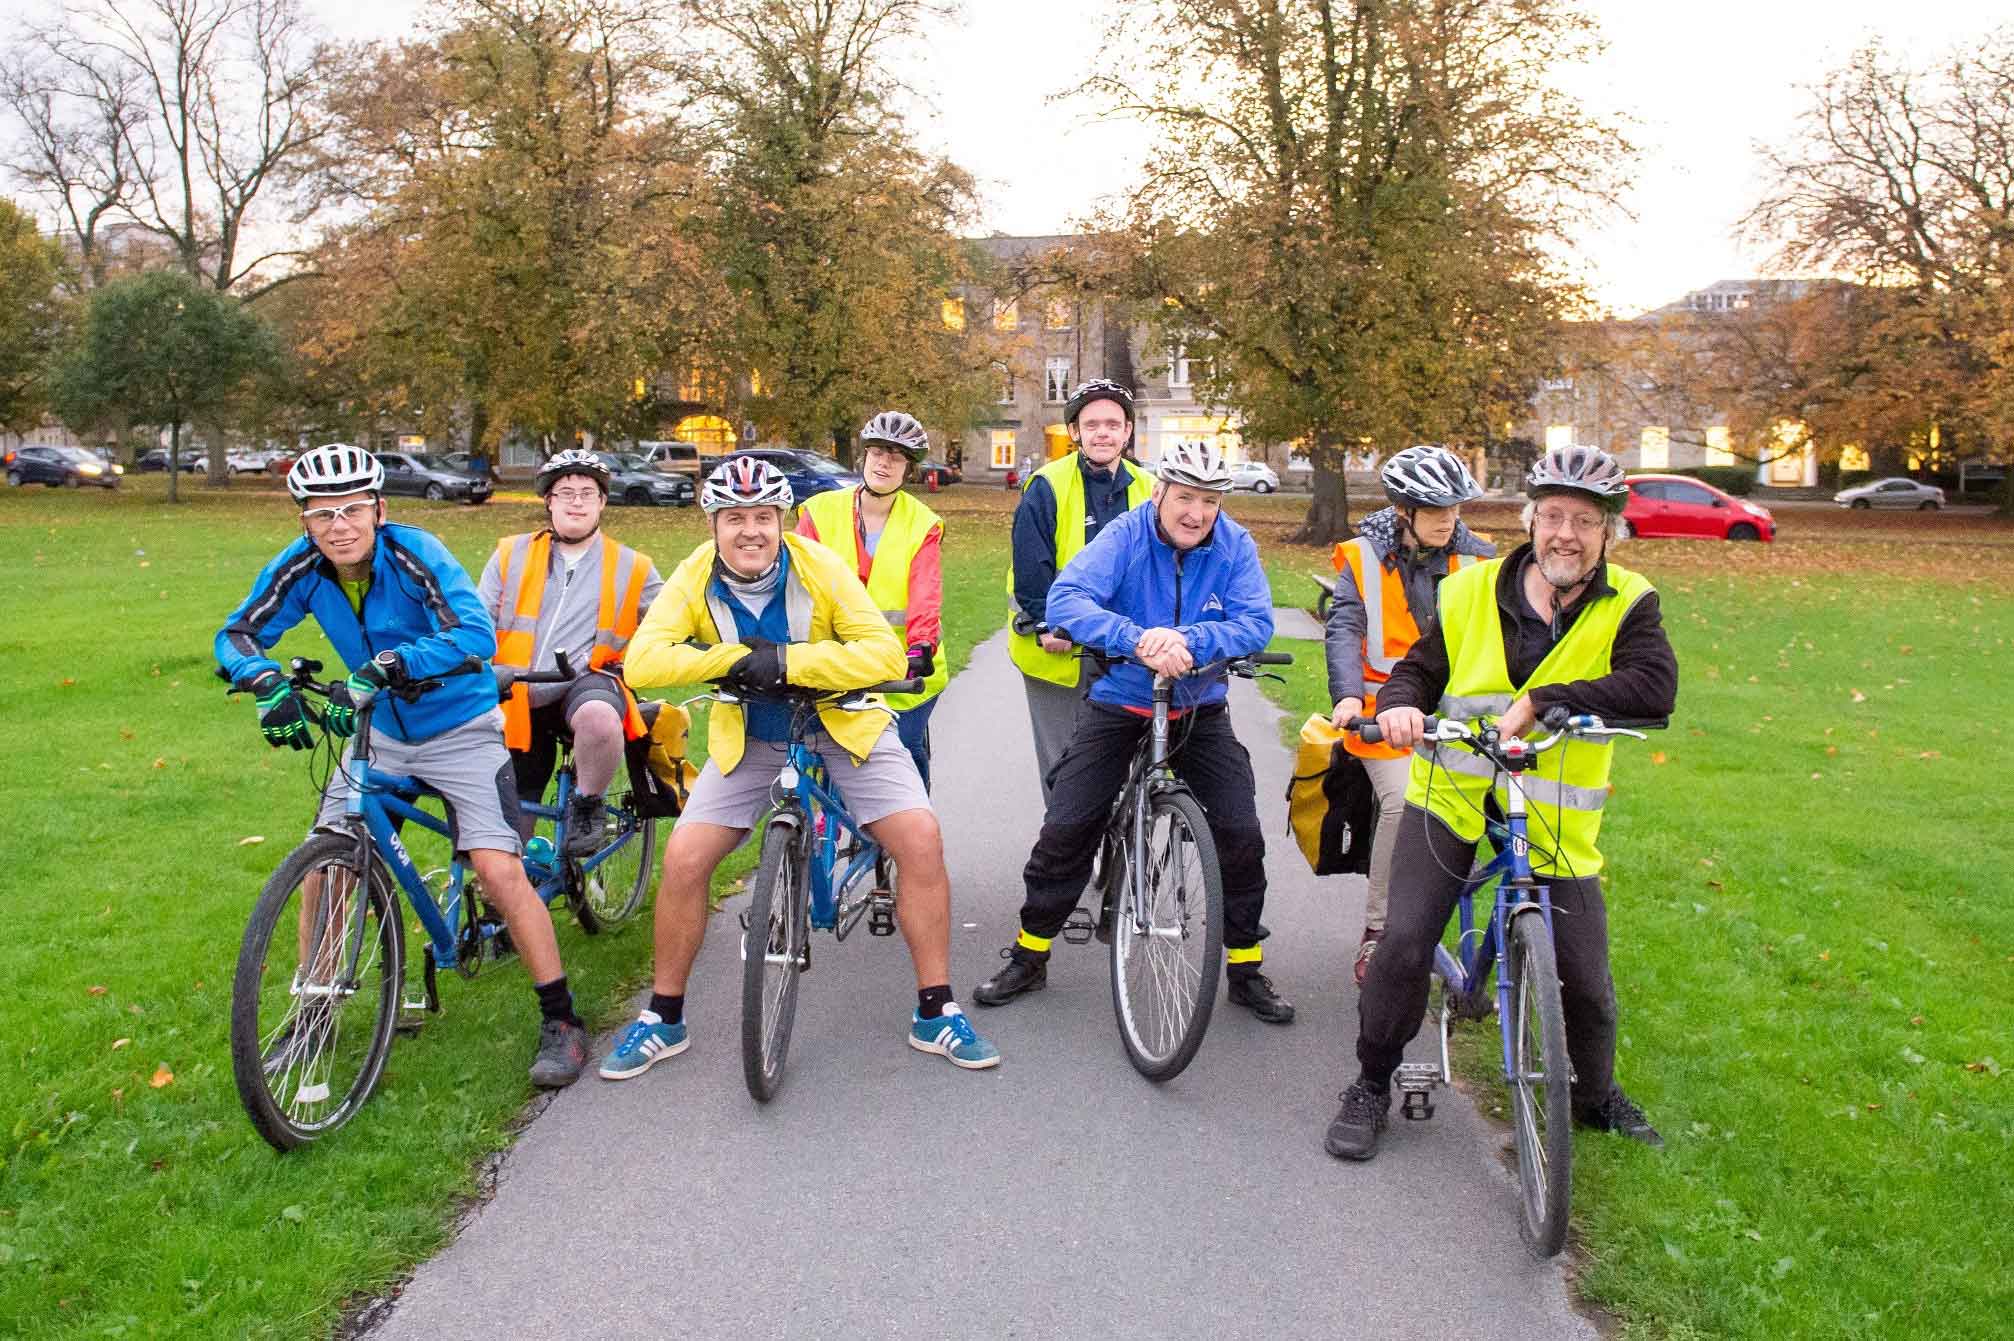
left=860, top=679, right=922, bottom=696
left=1248, top=651, right=1294, bottom=665
left=1602, top=716, right=1670, bottom=730
left=552, top=649, right=573, bottom=679
left=1345, top=716, right=1381, bottom=743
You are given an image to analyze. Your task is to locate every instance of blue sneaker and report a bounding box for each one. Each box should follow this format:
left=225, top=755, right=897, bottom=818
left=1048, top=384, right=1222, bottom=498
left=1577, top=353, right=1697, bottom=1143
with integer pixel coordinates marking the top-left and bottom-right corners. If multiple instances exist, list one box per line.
left=597, top=1013, right=689, bottom=1080
left=908, top=1003, right=1000, bottom=1070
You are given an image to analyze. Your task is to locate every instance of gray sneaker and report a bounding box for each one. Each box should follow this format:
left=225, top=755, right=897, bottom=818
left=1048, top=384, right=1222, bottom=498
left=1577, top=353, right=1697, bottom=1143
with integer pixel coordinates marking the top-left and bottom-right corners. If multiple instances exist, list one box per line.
left=529, top=1018, right=589, bottom=1088
left=562, top=793, right=607, bottom=861
left=1324, top=1079, right=1392, bottom=1160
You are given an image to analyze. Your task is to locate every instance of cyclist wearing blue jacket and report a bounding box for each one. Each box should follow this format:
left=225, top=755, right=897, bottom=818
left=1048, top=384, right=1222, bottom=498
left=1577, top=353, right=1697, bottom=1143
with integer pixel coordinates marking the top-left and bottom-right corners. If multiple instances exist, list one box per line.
left=974, top=442, right=1295, bottom=1023
left=213, top=443, right=590, bottom=1089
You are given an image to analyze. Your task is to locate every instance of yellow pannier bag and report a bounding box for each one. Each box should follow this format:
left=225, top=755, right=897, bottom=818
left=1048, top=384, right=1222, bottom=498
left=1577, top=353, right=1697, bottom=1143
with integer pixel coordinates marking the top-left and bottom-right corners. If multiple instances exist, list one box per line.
left=1285, top=713, right=1375, bottom=877
left=625, top=700, right=699, bottom=819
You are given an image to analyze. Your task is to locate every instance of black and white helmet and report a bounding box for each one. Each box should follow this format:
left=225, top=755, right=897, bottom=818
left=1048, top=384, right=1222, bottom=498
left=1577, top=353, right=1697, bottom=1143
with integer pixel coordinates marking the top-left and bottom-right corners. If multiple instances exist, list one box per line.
left=1382, top=445, right=1484, bottom=508
left=859, top=410, right=930, bottom=461
left=287, top=443, right=384, bottom=502
left=535, top=448, right=611, bottom=497
left=1157, top=441, right=1234, bottom=492
left=701, top=455, right=794, bottom=513
left=1063, top=378, right=1136, bottom=427
left=1528, top=445, right=1629, bottom=513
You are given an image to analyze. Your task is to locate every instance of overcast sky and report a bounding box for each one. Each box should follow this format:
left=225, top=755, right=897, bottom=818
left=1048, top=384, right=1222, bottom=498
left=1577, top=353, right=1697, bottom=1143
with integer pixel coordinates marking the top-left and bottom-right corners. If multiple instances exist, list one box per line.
left=323, top=0, right=2008, bottom=316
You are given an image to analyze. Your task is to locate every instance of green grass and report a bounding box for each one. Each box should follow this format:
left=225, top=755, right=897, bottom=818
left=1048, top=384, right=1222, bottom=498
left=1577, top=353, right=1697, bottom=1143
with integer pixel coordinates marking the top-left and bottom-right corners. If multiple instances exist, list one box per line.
left=0, top=477, right=1008, bottom=1339
left=1255, top=524, right=2014, bottom=1339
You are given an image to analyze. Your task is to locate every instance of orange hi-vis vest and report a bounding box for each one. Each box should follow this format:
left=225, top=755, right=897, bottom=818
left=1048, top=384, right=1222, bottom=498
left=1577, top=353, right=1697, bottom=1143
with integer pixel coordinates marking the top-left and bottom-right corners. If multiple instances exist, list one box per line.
left=492, top=531, right=649, bottom=750
left=1332, top=535, right=1479, bottom=760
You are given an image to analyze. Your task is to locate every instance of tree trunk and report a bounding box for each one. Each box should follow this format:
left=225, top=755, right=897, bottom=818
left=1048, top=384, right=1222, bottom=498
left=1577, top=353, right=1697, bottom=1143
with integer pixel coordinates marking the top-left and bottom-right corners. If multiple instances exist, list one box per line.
left=1289, top=442, right=1352, bottom=545
left=205, top=418, right=230, bottom=488
left=167, top=422, right=182, bottom=504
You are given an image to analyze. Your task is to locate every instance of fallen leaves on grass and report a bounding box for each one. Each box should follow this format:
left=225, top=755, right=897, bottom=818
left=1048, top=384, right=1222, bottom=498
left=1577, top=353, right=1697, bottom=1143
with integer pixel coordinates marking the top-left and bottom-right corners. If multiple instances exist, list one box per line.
left=111, top=1038, right=129, bottom=1050
left=237, top=835, right=265, bottom=846
left=1965, top=1057, right=2002, bottom=1076
left=1850, top=689, right=1867, bottom=703
left=149, top=1064, right=174, bottom=1088
left=87, top=984, right=107, bottom=996
left=1651, top=751, right=1668, bottom=764
left=151, top=758, right=166, bottom=769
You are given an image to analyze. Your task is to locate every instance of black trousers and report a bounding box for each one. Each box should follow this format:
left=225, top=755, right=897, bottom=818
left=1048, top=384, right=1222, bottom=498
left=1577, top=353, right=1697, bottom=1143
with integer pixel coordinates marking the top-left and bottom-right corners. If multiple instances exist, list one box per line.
left=1356, top=804, right=1620, bottom=1105
left=1020, top=701, right=1268, bottom=951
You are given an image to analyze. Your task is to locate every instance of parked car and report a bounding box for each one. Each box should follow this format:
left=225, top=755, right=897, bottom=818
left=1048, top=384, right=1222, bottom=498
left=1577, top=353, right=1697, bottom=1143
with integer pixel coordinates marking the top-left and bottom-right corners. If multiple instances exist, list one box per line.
left=1227, top=460, right=1280, bottom=493
left=1833, top=476, right=1944, bottom=510
left=136, top=448, right=208, bottom=473
left=227, top=448, right=285, bottom=474
left=376, top=451, right=493, bottom=503
left=636, top=441, right=703, bottom=476
left=915, top=459, right=961, bottom=488
left=602, top=452, right=696, bottom=507
left=1620, top=474, right=1774, bottom=541
left=712, top=448, right=860, bottom=502
left=442, top=451, right=496, bottom=481
left=6, top=445, right=123, bottom=489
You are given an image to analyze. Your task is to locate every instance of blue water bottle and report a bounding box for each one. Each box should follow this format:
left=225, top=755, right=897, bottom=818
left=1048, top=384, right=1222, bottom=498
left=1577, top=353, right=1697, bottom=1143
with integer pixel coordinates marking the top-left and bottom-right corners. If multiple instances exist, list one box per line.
left=524, top=835, right=557, bottom=878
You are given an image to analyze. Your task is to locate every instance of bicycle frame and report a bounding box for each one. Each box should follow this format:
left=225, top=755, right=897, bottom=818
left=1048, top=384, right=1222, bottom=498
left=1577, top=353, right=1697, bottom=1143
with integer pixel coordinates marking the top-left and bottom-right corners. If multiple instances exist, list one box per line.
left=773, top=732, right=886, bottom=936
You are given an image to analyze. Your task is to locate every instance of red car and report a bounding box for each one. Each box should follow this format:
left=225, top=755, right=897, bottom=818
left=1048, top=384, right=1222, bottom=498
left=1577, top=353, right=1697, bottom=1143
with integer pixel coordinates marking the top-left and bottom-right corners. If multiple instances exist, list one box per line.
left=1620, top=473, right=1775, bottom=542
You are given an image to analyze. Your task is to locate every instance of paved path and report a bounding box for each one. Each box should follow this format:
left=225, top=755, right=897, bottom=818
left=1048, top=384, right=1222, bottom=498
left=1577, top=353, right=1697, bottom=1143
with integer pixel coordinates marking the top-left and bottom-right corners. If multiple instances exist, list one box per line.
left=369, top=634, right=1594, bottom=1341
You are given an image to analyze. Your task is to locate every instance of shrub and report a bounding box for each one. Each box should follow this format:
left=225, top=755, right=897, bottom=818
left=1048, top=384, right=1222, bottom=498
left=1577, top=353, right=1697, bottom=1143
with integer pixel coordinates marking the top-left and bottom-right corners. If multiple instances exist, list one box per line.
left=1670, top=466, right=1755, bottom=496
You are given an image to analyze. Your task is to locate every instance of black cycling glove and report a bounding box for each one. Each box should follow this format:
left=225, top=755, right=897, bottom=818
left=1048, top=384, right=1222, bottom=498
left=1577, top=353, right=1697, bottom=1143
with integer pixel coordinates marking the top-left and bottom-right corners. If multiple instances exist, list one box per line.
left=727, top=638, right=787, bottom=693
left=249, top=669, right=314, bottom=751
left=906, top=643, right=936, bottom=679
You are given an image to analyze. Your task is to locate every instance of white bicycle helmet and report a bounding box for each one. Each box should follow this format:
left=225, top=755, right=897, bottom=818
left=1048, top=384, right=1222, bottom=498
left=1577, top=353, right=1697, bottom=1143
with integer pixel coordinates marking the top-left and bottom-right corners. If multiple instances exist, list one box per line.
left=701, top=455, right=794, bottom=513
left=1382, top=445, right=1484, bottom=508
left=535, top=448, right=611, bottom=497
left=1528, top=445, right=1629, bottom=513
left=1157, top=441, right=1234, bottom=492
left=287, top=443, right=384, bottom=501
left=859, top=410, right=930, bottom=461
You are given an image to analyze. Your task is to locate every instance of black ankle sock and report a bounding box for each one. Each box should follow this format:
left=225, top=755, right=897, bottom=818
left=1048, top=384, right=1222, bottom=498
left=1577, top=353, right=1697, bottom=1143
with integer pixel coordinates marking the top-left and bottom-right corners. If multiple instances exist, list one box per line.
left=535, top=976, right=582, bottom=1027
left=916, top=984, right=954, bottom=1019
left=648, top=992, right=684, bottom=1025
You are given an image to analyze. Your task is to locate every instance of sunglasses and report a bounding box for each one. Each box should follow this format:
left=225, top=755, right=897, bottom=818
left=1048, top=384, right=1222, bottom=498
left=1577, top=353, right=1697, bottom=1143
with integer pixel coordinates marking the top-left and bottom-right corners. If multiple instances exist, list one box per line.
left=301, top=501, right=376, bottom=527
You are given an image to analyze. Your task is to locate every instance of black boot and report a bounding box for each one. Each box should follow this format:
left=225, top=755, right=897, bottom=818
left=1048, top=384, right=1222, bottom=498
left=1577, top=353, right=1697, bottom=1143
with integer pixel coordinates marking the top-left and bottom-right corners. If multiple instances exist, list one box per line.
left=1227, top=968, right=1296, bottom=1024
left=1573, top=1087, right=1664, bottom=1149
left=1325, top=1078, right=1391, bottom=1160
left=563, top=791, right=607, bottom=860
left=973, top=945, right=1048, bottom=1006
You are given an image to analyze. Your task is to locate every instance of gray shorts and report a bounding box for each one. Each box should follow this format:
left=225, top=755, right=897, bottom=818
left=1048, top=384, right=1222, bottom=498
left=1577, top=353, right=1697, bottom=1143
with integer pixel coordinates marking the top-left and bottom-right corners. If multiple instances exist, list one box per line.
left=314, top=708, right=523, bottom=856
left=679, top=724, right=930, bottom=836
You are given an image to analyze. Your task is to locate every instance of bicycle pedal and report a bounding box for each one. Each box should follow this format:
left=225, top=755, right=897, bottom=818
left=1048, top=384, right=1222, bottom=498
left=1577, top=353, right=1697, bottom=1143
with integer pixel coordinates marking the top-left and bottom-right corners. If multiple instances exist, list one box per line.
left=395, top=1004, right=429, bottom=1035
left=1394, top=1062, right=1440, bottom=1121
left=1059, top=909, right=1097, bottom=946
left=867, top=891, right=896, bottom=937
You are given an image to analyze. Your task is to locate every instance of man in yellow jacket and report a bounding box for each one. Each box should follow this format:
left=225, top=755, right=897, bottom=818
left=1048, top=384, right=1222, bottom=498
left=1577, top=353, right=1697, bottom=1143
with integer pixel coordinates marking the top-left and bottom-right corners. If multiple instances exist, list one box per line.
left=603, top=456, right=999, bottom=1078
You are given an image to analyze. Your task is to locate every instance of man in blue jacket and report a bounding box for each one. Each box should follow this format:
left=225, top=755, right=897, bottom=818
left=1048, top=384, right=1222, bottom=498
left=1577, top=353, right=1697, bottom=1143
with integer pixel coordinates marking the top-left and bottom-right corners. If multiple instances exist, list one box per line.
left=974, top=442, right=1295, bottom=1023
left=214, top=443, right=590, bottom=1088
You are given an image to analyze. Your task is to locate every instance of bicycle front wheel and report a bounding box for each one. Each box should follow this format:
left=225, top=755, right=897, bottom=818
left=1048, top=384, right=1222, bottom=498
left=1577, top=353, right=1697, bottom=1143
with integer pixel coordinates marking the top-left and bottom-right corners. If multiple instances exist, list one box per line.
left=1110, top=789, right=1224, bottom=1081
left=740, top=811, right=809, bottom=1102
left=571, top=778, right=655, bottom=933
left=1508, top=910, right=1573, bottom=1257
left=230, top=834, right=405, bottom=1151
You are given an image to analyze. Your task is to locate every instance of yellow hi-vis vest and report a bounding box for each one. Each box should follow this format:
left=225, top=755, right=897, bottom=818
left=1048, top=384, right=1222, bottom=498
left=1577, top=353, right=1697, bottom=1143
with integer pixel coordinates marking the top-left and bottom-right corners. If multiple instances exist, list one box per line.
left=1005, top=453, right=1155, bottom=686
left=800, top=486, right=948, bottom=710
left=1406, top=557, right=1655, bottom=876
left=1335, top=535, right=1481, bottom=761
left=492, top=531, right=650, bottom=751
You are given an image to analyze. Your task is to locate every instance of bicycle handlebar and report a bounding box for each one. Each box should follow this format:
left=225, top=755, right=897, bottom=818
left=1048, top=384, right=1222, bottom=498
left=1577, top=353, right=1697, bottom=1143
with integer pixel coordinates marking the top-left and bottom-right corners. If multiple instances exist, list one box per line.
left=1347, top=710, right=1665, bottom=750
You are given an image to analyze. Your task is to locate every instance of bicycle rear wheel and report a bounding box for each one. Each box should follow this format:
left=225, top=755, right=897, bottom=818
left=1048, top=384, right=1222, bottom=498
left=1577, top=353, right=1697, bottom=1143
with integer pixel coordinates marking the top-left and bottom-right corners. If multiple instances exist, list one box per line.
left=741, top=810, right=809, bottom=1102
left=1508, top=910, right=1573, bottom=1257
left=230, top=834, right=405, bottom=1151
left=1110, top=789, right=1224, bottom=1081
left=571, top=778, right=656, bottom=933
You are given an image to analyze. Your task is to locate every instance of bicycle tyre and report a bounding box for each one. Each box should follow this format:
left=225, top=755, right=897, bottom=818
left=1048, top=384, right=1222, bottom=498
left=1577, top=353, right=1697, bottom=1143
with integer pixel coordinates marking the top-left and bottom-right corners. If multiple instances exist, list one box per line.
left=740, top=811, right=808, bottom=1102
left=230, top=834, right=405, bottom=1151
left=1110, top=788, right=1224, bottom=1081
left=1508, top=910, right=1573, bottom=1257
left=570, top=778, right=656, bottom=933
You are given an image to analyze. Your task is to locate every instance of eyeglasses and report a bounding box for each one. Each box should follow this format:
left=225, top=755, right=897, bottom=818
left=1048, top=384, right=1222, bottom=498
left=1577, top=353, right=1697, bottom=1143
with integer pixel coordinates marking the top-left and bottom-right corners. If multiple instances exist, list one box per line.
left=549, top=488, right=601, bottom=504
left=301, top=501, right=375, bottom=528
left=1533, top=508, right=1605, bottom=535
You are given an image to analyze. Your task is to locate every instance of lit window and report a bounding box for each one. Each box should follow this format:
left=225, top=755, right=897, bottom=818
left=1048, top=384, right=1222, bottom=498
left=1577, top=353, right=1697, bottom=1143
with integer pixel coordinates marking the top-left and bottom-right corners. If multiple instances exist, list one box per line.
left=942, top=298, right=965, bottom=331
left=993, top=298, right=1019, bottom=331
left=1639, top=426, right=1669, bottom=469
left=1045, top=298, right=1073, bottom=330
left=1839, top=444, right=1870, bottom=471
left=990, top=429, right=1017, bottom=470
left=748, top=369, right=765, bottom=397
left=1545, top=425, right=1574, bottom=451
left=1044, top=358, right=1071, bottom=403
left=1705, top=426, right=1734, bottom=466
left=677, top=365, right=726, bottom=403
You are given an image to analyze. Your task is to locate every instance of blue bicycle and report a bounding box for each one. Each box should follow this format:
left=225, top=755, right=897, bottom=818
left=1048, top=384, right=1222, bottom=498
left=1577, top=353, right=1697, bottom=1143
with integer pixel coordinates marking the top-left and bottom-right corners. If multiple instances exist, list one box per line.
left=1352, top=708, right=1660, bottom=1257
left=227, top=653, right=657, bottom=1150
left=713, top=676, right=918, bottom=1102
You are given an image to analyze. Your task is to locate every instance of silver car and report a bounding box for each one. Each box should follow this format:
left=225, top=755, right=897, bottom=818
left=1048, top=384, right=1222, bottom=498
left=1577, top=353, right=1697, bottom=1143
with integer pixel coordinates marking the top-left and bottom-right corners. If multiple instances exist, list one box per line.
left=1833, top=477, right=1945, bottom=510
left=1228, top=460, right=1281, bottom=493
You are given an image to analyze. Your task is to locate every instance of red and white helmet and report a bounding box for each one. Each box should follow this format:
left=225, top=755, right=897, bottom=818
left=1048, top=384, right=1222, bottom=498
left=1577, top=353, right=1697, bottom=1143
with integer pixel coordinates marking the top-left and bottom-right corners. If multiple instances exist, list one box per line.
left=701, top=455, right=794, bottom=513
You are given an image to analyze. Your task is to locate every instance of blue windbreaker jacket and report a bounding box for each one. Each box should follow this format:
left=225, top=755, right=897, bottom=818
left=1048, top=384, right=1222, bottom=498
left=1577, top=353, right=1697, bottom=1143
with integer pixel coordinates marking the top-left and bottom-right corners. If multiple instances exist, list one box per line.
left=214, top=523, right=499, bottom=742
left=1046, top=501, right=1276, bottom=711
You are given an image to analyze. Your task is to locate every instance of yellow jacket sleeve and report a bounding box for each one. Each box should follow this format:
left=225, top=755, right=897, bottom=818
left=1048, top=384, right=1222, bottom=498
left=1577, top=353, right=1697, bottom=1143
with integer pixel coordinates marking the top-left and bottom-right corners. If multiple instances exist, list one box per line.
left=778, top=534, right=906, bottom=690
left=623, top=540, right=751, bottom=689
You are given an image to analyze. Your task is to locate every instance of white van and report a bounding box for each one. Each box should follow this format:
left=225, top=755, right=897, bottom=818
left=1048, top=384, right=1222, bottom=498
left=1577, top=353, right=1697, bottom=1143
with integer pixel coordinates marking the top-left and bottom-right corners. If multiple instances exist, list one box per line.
left=636, top=441, right=702, bottom=476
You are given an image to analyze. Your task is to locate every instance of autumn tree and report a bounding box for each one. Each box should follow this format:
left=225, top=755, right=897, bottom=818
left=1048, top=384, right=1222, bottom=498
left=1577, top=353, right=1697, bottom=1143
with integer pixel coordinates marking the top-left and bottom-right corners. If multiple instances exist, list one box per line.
left=0, top=195, right=71, bottom=432
left=1076, top=0, right=1629, bottom=541
left=675, top=0, right=1003, bottom=457
left=50, top=268, right=279, bottom=501
left=1748, top=29, right=2014, bottom=506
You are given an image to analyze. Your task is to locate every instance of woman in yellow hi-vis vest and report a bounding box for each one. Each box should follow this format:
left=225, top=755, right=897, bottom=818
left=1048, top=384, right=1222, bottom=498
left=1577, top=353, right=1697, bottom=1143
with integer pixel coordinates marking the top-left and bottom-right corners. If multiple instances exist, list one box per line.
left=1006, top=379, right=1154, bottom=798
left=1322, top=446, right=1492, bottom=984
left=1325, top=446, right=1679, bottom=1164
left=796, top=411, right=949, bottom=788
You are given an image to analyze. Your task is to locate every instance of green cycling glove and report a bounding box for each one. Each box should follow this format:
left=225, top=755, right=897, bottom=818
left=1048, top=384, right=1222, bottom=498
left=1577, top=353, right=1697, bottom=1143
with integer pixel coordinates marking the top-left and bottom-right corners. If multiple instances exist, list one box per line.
left=249, top=669, right=314, bottom=751
left=324, top=653, right=400, bottom=739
